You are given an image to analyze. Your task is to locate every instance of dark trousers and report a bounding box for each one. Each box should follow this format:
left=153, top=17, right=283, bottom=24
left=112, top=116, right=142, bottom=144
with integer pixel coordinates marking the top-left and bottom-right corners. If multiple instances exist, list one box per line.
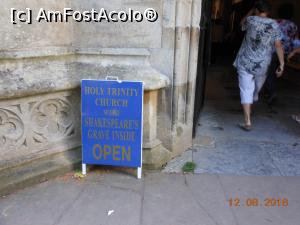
left=265, top=55, right=279, bottom=97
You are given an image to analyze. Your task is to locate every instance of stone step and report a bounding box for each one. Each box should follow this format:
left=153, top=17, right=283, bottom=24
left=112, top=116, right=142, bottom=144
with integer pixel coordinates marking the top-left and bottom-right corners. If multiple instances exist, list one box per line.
left=0, top=148, right=81, bottom=196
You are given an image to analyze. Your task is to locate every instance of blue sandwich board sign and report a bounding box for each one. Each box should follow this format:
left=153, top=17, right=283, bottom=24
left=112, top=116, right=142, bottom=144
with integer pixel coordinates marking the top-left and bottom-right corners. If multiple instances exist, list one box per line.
left=81, top=78, right=143, bottom=178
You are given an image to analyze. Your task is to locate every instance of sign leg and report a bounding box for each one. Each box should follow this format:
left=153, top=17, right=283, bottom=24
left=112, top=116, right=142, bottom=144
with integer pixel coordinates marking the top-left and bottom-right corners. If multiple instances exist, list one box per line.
left=82, top=163, right=87, bottom=175
left=137, top=167, right=142, bottom=179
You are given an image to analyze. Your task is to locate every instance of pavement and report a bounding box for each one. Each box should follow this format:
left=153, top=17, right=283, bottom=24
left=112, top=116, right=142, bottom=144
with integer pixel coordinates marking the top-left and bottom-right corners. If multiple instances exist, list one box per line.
left=0, top=169, right=300, bottom=225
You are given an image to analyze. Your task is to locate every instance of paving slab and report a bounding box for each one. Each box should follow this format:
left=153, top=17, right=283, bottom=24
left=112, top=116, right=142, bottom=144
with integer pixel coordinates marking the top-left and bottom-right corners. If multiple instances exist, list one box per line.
left=142, top=173, right=217, bottom=225
left=263, top=142, right=300, bottom=176
left=57, top=178, right=142, bottom=225
left=185, top=174, right=238, bottom=225
left=0, top=179, right=84, bottom=225
left=193, top=139, right=283, bottom=176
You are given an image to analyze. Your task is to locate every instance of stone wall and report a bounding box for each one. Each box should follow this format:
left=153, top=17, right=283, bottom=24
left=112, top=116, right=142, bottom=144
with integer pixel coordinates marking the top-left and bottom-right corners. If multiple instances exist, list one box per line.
left=0, top=0, right=202, bottom=194
left=0, top=0, right=72, bottom=50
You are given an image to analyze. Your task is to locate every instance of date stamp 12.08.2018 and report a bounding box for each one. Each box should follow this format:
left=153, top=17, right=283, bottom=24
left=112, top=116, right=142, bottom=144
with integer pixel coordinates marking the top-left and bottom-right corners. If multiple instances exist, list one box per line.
left=228, top=197, right=289, bottom=208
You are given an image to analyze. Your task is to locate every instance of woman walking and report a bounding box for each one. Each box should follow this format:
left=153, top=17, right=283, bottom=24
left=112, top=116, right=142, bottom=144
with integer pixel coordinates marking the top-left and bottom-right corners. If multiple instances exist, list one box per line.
left=233, top=0, right=285, bottom=131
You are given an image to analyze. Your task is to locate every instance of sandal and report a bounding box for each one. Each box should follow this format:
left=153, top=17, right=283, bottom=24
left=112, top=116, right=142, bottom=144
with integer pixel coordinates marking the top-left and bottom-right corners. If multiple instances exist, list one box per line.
left=238, top=123, right=252, bottom=131
left=292, top=115, right=300, bottom=125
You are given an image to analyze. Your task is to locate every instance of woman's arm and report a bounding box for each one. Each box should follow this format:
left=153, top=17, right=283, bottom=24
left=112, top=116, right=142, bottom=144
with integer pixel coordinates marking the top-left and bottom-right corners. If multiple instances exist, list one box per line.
left=275, top=40, right=285, bottom=77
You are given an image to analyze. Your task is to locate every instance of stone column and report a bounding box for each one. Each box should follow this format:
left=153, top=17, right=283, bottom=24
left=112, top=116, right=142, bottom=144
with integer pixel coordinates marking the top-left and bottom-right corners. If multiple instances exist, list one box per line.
left=143, top=90, right=172, bottom=169
left=170, top=0, right=202, bottom=155
left=172, top=0, right=193, bottom=126
left=186, top=0, right=202, bottom=124
left=143, top=90, right=161, bottom=149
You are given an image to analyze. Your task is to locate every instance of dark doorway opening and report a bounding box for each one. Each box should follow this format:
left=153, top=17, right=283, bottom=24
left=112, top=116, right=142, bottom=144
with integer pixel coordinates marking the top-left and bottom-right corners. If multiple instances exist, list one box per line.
left=191, top=0, right=300, bottom=176
left=192, top=0, right=212, bottom=136
left=193, top=0, right=300, bottom=136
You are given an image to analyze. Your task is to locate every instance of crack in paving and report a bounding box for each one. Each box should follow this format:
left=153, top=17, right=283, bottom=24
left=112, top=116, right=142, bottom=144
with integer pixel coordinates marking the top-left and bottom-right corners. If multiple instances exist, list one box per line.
left=51, top=184, right=86, bottom=225
left=184, top=174, right=221, bottom=225
left=139, top=176, right=146, bottom=225
left=103, top=183, right=141, bottom=195
left=216, top=175, right=239, bottom=225
left=0, top=203, right=15, bottom=218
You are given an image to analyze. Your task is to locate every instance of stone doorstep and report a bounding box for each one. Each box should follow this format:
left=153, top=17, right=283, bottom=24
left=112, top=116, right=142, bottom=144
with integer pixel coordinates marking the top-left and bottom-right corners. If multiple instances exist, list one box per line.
left=0, top=148, right=82, bottom=197
left=193, top=135, right=215, bottom=148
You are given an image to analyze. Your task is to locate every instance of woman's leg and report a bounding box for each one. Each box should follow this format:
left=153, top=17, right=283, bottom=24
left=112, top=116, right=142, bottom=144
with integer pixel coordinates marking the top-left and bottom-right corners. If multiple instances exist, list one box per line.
left=242, top=104, right=252, bottom=126
left=264, top=55, right=279, bottom=99
left=238, top=70, right=255, bottom=126
left=254, top=74, right=268, bottom=102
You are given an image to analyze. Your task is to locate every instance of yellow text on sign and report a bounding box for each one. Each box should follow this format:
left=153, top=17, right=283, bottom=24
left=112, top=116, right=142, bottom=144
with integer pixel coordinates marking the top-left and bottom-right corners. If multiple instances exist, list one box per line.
left=92, top=144, right=131, bottom=161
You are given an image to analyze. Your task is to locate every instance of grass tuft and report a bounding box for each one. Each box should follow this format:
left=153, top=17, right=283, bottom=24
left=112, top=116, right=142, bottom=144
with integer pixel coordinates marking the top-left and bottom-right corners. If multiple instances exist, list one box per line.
left=182, top=161, right=196, bottom=173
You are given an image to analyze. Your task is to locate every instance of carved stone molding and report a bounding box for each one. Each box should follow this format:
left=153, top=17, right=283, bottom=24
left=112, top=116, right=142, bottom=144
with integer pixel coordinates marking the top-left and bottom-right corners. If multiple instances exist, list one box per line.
left=30, top=98, right=75, bottom=143
left=0, top=108, right=24, bottom=152
left=0, top=91, right=80, bottom=157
